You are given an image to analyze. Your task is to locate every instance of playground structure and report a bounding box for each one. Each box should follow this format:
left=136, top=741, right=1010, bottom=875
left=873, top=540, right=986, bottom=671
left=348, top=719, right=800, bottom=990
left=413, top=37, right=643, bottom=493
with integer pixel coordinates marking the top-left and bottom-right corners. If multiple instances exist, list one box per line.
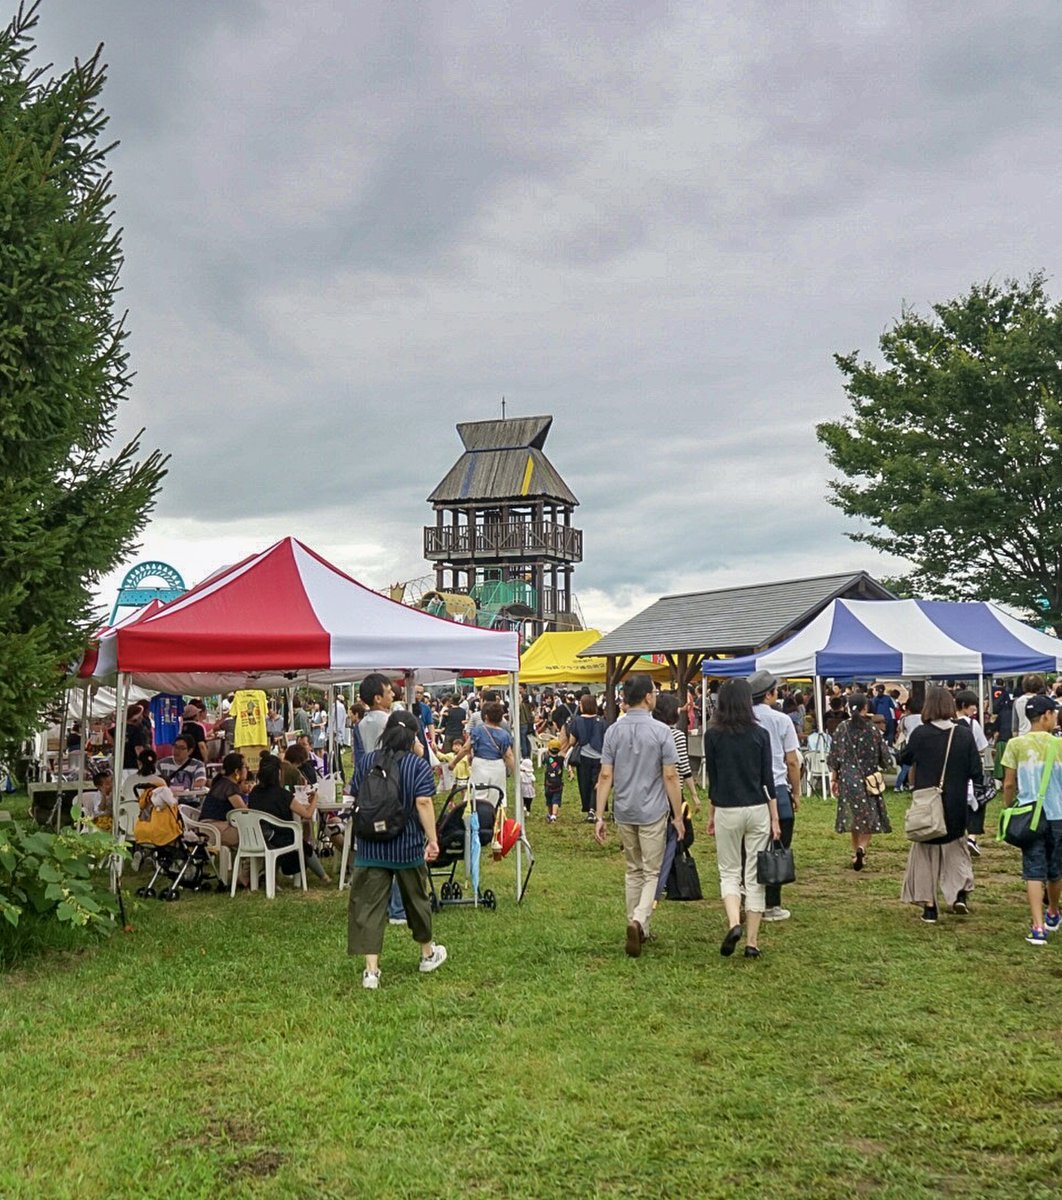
left=109, top=561, right=186, bottom=624
left=389, top=574, right=584, bottom=635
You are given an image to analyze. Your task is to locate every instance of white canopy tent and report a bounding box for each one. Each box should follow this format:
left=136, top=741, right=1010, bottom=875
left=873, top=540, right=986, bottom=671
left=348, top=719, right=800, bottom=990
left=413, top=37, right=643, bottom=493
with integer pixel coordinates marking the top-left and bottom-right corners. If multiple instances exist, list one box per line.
left=103, top=538, right=530, bottom=898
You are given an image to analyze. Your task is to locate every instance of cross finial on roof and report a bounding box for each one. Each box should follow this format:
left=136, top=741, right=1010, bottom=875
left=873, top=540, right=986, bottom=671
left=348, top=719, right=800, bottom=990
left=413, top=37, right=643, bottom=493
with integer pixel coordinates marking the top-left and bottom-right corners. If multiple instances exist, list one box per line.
left=501, top=395, right=506, bottom=419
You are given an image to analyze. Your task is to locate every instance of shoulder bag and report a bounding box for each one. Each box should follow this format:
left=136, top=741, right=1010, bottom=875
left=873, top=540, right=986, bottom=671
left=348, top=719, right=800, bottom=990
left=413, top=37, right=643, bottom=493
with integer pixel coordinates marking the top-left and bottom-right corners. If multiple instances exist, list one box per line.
left=998, top=737, right=1058, bottom=848
left=904, top=725, right=955, bottom=842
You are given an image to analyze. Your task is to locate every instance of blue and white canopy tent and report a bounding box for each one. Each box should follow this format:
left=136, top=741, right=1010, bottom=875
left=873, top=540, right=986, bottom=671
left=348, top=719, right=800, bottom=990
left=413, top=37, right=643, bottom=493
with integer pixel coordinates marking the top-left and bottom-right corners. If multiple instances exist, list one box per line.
left=701, top=599, right=1062, bottom=791
left=701, top=599, right=1062, bottom=681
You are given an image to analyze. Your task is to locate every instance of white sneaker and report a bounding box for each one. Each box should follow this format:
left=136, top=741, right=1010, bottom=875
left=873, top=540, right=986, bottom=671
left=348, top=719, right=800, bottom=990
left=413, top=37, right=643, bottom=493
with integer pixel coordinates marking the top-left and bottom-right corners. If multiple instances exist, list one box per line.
left=362, top=969, right=380, bottom=990
left=419, top=943, right=448, bottom=973
left=388, top=917, right=406, bottom=926
left=762, top=906, right=791, bottom=922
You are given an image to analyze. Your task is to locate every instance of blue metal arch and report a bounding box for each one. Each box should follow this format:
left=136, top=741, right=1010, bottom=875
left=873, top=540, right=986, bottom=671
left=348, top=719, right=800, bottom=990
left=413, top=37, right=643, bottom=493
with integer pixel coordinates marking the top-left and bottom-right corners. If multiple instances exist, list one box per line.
left=110, top=560, right=187, bottom=624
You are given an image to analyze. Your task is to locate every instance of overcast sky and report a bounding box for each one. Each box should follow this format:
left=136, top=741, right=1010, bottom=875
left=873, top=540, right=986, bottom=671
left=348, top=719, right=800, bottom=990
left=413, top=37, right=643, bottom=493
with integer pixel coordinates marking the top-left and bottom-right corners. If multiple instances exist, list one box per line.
left=33, top=1, right=1062, bottom=630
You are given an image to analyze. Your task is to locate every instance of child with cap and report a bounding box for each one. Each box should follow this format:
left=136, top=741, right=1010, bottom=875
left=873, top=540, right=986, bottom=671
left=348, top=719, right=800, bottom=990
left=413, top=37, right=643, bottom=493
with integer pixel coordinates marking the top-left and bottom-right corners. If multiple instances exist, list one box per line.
left=1000, top=692, right=1062, bottom=946
left=544, top=738, right=565, bottom=823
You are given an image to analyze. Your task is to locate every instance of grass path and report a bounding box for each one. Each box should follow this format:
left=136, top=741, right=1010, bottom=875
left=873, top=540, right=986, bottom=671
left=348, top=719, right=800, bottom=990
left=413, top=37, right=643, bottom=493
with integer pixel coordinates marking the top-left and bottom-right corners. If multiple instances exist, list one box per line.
left=2, top=791, right=1061, bottom=1199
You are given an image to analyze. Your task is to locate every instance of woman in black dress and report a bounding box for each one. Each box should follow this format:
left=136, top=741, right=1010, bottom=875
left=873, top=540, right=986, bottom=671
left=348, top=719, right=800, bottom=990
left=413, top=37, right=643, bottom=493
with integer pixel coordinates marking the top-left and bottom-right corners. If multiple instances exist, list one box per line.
left=828, top=693, right=892, bottom=870
left=898, top=685, right=983, bottom=923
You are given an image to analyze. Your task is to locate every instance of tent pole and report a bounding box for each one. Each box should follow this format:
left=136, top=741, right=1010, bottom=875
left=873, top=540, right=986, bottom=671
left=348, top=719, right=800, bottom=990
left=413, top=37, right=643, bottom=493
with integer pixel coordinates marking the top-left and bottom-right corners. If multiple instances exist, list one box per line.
left=978, top=671, right=985, bottom=742
left=75, top=684, right=90, bottom=817
left=700, top=672, right=707, bottom=789
left=814, top=675, right=828, bottom=795
left=510, top=674, right=522, bottom=903
left=326, top=684, right=334, bottom=782
left=111, top=673, right=129, bottom=889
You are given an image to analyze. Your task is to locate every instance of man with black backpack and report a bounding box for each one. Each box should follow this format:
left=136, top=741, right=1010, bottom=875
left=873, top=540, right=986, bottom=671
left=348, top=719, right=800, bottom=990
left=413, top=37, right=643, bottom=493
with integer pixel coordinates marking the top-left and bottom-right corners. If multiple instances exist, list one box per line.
left=347, top=710, right=446, bottom=990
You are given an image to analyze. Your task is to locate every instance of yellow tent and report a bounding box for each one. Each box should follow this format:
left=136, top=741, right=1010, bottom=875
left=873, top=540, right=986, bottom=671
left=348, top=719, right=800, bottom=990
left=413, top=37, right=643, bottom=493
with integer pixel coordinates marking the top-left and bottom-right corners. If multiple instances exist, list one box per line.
left=472, top=629, right=672, bottom=688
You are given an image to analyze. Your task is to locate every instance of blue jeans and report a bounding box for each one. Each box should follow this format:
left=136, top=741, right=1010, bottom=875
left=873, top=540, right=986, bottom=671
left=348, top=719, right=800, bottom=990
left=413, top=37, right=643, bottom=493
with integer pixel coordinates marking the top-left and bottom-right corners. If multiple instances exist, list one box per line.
left=387, top=878, right=407, bottom=920
left=895, top=763, right=911, bottom=790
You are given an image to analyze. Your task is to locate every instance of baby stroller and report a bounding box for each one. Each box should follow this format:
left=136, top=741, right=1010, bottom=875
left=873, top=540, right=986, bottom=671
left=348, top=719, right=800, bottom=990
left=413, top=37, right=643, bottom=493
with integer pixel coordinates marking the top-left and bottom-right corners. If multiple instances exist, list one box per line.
left=427, top=784, right=504, bottom=911
left=131, top=784, right=218, bottom=901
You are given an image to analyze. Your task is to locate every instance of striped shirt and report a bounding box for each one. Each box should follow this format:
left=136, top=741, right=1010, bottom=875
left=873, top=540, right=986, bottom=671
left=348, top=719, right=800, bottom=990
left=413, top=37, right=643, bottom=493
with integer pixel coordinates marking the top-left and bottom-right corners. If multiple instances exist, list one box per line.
left=353, top=750, right=436, bottom=869
left=671, top=728, right=692, bottom=780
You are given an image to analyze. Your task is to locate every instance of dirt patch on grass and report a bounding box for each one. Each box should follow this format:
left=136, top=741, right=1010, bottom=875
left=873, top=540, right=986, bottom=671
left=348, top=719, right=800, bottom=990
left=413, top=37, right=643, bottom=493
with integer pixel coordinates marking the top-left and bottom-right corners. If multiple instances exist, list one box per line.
left=223, top=1148, right=287, bottom=1180
left=177, top=1112, right=287, bottom=1180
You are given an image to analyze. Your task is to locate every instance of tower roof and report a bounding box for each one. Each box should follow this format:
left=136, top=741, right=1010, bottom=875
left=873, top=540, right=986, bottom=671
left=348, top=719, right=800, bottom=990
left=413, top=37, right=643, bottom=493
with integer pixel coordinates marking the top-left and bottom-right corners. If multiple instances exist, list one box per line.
left=428, top=415, right=578, bottom=505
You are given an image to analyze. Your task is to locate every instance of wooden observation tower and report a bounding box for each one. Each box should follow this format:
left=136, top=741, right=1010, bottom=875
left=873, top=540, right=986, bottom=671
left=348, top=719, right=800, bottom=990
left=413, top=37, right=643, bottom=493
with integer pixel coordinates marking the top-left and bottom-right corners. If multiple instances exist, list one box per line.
left=424, top=415, right=583, bottom=638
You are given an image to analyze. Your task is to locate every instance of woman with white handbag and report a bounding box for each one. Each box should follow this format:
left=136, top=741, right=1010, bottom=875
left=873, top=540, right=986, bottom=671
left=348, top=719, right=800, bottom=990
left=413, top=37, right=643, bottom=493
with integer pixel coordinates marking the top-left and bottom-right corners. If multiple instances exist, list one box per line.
left=898, top=686, right=984, bottom=924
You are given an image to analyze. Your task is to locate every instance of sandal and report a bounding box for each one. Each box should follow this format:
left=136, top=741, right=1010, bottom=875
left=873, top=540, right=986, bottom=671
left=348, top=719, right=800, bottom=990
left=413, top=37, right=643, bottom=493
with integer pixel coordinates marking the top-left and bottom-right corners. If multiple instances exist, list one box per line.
left=853, top=847, right=865, bottom=872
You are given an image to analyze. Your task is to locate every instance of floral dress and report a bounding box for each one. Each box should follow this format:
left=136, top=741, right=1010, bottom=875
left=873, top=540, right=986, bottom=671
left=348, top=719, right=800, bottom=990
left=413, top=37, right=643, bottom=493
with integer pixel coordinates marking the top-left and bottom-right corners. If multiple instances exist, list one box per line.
left=828, top=715, right=892, bottom=834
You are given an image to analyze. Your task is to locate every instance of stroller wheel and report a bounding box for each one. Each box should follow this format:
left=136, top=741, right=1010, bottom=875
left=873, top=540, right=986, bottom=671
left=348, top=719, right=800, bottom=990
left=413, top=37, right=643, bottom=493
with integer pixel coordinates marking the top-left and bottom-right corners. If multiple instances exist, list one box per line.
left=160, top=888, right=180, bottom=901
left=481, top=889, right=497, bottom=910
left=429, top=892, right=439, bottom=912
left=452, top=882, right=463, bottom=900
left=135, top=886, right=150, bottom=899
left=440, top=882, right=452, bottom=901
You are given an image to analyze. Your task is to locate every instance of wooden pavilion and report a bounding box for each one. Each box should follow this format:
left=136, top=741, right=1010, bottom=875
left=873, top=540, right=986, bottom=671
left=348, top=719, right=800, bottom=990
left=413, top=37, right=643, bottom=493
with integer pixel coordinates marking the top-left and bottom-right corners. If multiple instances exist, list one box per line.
left=578, top=571, right=895, bottom=715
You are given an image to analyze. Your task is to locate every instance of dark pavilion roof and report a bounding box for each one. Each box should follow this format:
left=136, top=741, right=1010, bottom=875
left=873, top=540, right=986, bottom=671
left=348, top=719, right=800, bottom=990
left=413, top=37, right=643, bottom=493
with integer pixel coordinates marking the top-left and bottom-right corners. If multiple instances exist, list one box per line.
left=428, top=415, right=579, bottom=506
left=579, top=572, right=895, bottom=658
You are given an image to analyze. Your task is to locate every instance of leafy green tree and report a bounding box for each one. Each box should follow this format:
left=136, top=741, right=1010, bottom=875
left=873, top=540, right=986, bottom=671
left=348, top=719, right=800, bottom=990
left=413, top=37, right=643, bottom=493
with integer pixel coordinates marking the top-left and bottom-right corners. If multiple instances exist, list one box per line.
left=0, top=4, right=166, bottom=757
left=817, top=272, right=1062, bottom=630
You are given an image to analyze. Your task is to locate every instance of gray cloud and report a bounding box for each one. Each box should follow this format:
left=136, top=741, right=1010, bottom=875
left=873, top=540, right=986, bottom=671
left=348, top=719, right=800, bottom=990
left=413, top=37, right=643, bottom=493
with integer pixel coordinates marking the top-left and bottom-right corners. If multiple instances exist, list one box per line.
left=28, top=1, right=1062, bottom=626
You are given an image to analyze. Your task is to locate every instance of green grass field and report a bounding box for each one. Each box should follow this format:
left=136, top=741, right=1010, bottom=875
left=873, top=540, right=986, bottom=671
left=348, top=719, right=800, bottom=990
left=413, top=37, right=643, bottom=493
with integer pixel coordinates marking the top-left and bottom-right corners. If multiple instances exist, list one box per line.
left=2, top=785, right=1061, bottom=1200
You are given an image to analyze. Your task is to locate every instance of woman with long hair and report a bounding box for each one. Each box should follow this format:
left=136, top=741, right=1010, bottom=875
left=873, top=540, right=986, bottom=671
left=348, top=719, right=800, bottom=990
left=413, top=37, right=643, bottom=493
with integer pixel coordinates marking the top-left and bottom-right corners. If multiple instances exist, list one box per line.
left=704, top=679, right=780, bottom=959
left=347, top=711, right=446, bottom=990
left=898, top=685, right=983, bottom=924
left=828, top=693, right=892, bottom=870
left=247, top=754, right=330, bottom=882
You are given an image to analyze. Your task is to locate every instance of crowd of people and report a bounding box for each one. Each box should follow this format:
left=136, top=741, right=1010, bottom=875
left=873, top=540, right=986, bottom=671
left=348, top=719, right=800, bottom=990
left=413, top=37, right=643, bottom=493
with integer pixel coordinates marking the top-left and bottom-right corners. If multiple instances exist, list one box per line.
left=66, top=665, right=1062, bottom=986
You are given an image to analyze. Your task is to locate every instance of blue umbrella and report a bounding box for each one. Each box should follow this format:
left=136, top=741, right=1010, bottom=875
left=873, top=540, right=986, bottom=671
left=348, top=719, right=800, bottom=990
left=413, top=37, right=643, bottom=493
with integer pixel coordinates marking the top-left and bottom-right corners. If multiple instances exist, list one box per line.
left=468, top=806, right=481, bottom=900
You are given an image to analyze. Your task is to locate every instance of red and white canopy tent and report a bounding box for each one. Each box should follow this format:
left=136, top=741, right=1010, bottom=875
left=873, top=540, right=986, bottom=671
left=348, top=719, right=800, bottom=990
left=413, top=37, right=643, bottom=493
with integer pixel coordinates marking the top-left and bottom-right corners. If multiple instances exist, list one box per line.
left=103, top=538, right=527, bottom=897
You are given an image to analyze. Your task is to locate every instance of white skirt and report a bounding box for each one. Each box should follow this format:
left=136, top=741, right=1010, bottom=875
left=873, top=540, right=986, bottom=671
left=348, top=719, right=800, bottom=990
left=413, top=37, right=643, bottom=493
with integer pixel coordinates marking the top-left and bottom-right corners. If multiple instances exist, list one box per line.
left=470, top=757, right=507, bottom=800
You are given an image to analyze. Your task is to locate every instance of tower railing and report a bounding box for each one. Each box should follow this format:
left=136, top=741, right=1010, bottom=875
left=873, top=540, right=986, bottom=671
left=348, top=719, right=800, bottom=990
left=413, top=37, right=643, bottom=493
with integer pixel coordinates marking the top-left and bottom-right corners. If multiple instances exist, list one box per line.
left=424, top=520, right=582, bottom=562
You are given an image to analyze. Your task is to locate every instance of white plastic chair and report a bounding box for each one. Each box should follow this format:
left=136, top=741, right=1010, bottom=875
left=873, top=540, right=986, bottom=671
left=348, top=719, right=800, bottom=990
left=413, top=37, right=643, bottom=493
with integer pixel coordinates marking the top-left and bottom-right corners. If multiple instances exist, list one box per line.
left=179, top=804, right=231, bottom=885
left=116, top=799, right=139, bottom=840
left=337, top=803, right=356, bottom=890
left=529, top=733, right=548, bottom=768
left=228, top=809, right=306, bottom=899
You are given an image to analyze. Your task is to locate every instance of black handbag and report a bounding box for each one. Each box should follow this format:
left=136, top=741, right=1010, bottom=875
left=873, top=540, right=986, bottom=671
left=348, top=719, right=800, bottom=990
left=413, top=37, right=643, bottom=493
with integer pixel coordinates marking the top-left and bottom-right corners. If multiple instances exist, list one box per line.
left=666, top=849, right=702, bottom=901
left=756, top=838, right=796, bottom=886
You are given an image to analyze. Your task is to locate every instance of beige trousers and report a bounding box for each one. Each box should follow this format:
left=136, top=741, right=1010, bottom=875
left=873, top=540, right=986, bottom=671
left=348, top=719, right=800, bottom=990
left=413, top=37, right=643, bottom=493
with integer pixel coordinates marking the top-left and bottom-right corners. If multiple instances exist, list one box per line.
left=616, top=814, right=669, bottom=931
left=714, top=804, right=770, bottom=913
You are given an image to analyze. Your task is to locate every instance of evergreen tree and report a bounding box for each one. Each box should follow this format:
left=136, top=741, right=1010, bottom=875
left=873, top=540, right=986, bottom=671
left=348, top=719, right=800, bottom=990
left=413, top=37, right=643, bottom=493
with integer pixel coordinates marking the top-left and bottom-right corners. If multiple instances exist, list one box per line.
left=817, top=273, right=1062, bottom=631
left=0, top=4, right=166, bottom=757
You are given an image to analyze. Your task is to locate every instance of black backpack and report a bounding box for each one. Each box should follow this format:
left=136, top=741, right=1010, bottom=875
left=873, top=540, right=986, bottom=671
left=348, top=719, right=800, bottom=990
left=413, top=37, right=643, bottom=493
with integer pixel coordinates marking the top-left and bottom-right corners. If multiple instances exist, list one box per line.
left=353, top=750, right=407, bottom=841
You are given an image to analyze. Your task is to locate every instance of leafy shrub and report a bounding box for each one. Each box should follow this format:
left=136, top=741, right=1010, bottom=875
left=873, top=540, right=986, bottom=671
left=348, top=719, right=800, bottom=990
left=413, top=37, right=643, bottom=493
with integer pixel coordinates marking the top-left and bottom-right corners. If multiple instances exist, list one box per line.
left=0, top=813, right=122, bottom=966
